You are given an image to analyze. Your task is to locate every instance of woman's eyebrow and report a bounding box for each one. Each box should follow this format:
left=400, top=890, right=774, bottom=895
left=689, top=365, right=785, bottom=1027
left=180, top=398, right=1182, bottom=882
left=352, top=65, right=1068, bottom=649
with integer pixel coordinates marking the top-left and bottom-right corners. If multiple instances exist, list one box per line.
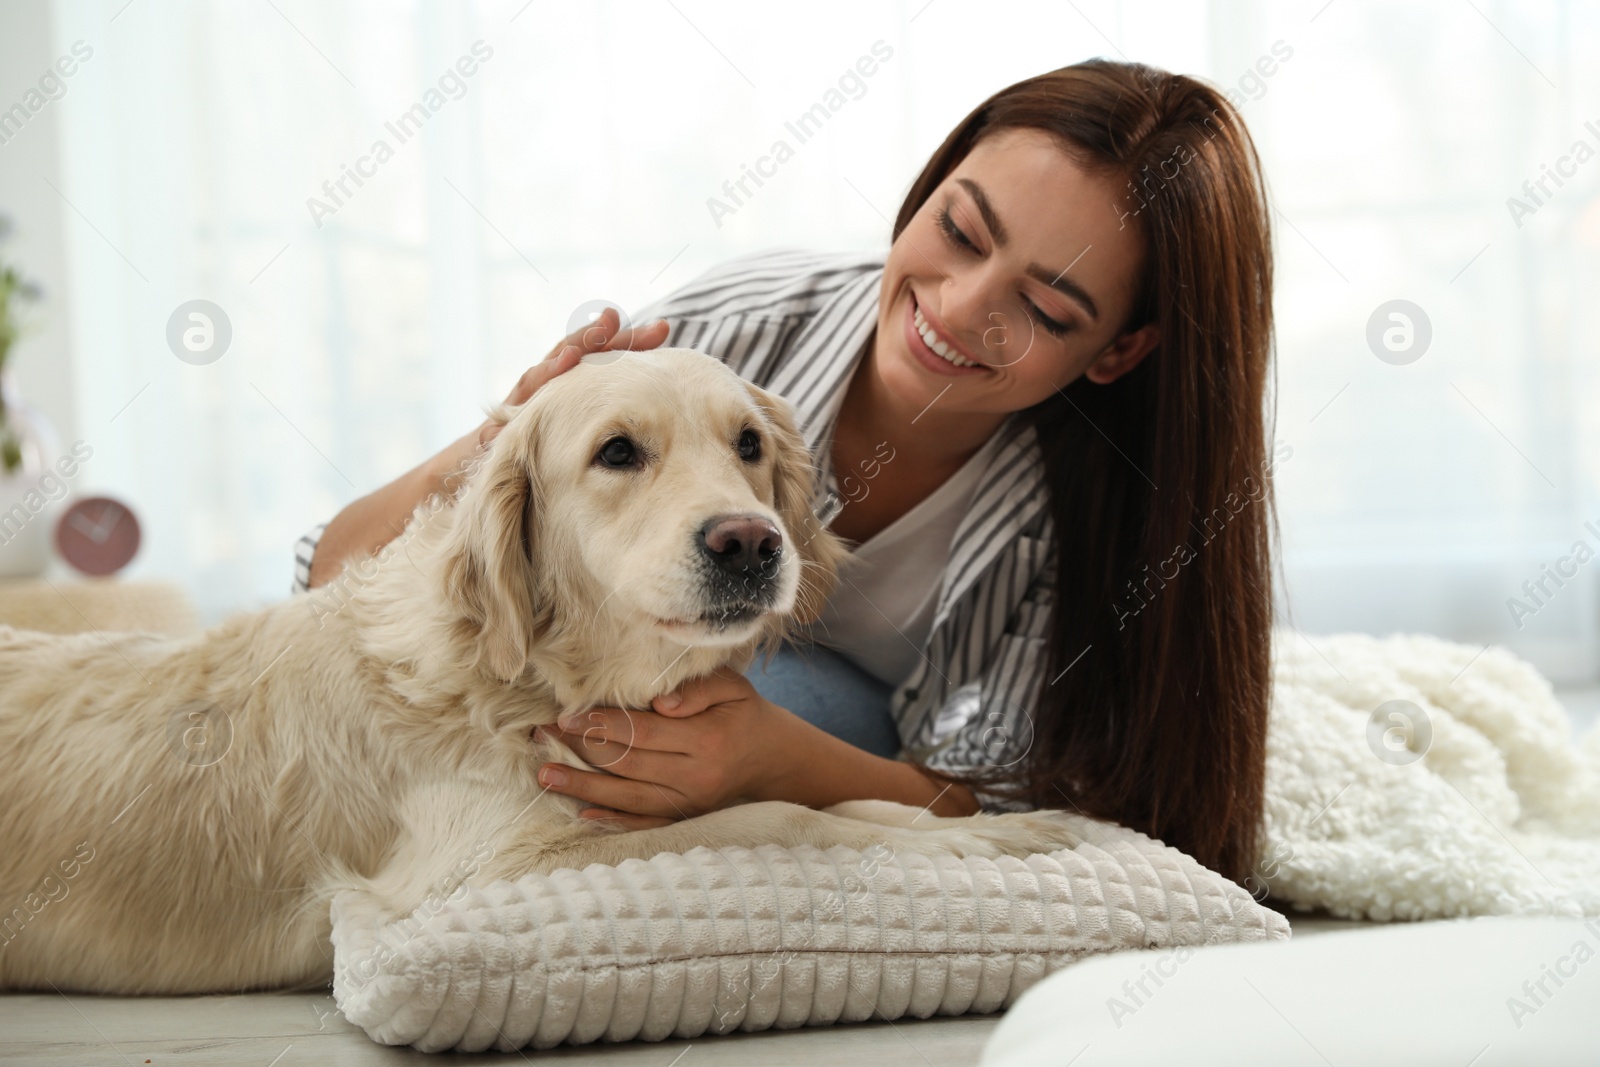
left=1026, top=263, right=1099, bottom=322
left=955, top=177, right=1100, bottom=322
left=956, top=177, right=1009, bottom=244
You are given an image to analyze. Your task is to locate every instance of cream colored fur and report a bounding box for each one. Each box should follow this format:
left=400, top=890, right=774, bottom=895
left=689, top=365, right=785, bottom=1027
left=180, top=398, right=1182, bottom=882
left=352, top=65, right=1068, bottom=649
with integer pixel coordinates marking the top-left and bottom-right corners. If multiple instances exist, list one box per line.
left=0, top=348, right=1078, bottom=995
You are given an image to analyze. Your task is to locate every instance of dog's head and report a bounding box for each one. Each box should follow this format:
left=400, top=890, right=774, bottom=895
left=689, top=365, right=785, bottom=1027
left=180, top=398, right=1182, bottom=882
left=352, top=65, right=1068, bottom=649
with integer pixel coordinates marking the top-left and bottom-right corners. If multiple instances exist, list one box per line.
left=440, top=348, right=847, bottom=684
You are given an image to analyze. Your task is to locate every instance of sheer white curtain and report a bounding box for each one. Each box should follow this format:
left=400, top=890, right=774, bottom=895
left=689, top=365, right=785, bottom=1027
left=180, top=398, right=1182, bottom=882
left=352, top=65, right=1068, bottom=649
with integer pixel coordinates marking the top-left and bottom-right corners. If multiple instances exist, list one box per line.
left=46, top=0, right=1600, bottom=681
left=1229, top=0, right=1600, bottom=683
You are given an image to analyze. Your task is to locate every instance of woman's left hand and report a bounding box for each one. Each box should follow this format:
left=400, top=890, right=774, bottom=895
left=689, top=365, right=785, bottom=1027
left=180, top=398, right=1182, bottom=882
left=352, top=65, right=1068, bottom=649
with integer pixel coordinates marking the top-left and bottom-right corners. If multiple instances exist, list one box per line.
left=536, top=666, right=806, bottom=831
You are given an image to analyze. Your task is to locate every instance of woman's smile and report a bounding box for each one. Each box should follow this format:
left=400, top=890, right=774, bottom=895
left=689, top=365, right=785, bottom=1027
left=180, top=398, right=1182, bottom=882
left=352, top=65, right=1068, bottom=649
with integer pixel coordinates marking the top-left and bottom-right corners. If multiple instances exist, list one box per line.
left=902, top=291, right=992, bottom=377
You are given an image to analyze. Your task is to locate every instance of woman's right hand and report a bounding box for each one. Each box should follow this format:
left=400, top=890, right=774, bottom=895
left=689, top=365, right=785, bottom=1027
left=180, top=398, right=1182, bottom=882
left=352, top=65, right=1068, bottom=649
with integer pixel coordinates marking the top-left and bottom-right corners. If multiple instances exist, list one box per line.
left=428, top=307, right=670, bottom=492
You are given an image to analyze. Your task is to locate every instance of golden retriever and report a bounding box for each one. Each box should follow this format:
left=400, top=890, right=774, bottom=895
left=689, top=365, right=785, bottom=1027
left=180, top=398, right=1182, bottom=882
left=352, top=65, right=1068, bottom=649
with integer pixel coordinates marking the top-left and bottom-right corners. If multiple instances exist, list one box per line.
left=0, top=347, right=1076, bottom=995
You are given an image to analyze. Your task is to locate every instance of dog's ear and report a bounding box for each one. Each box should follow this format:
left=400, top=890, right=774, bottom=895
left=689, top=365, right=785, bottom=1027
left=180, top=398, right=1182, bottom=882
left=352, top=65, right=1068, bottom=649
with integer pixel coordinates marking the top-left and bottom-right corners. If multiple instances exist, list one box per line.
left=742, top=380, right=849, bottom=626
left=440, top=408, right=549, bottom=683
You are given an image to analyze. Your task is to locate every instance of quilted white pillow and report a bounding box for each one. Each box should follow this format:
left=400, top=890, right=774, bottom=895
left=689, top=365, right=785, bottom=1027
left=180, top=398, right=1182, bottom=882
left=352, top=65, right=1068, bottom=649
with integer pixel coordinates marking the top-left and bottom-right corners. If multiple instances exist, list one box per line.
left=330, top=814, right=1289, bottom=1053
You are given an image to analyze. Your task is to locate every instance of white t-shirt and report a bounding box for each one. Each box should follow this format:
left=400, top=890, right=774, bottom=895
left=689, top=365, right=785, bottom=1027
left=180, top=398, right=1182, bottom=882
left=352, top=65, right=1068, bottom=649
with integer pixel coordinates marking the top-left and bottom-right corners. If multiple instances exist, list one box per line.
left=807, top=431, right=1003, bottom=687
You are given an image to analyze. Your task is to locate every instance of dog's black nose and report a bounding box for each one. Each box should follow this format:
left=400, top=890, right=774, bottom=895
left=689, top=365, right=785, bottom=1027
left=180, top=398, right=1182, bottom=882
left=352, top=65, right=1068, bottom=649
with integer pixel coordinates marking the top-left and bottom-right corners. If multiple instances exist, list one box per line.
left=699, top=514, right=782, bottom=580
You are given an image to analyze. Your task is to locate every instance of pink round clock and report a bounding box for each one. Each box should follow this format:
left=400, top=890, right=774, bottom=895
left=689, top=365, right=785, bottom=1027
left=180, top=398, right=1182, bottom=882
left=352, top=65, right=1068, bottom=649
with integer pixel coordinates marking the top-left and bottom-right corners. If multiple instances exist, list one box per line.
left=55, top=496, right=141, bottom=577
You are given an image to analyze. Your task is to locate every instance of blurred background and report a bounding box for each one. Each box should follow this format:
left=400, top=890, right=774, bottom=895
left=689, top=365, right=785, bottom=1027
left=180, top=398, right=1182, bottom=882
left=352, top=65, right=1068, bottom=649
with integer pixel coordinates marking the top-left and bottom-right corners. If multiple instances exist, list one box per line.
left=0, top=0, right=1596, bottom=685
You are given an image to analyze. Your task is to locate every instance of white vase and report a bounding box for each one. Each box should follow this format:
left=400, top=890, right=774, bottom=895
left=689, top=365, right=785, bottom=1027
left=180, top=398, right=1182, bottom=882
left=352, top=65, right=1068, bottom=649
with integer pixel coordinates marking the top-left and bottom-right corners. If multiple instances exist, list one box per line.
left=0, top=369, right=62, bottom=579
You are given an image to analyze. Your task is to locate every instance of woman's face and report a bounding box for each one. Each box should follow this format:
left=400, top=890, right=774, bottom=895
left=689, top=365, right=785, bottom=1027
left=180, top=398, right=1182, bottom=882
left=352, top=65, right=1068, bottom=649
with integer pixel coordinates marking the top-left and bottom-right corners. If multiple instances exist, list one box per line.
left=874, top=127, right=1159, bottom=419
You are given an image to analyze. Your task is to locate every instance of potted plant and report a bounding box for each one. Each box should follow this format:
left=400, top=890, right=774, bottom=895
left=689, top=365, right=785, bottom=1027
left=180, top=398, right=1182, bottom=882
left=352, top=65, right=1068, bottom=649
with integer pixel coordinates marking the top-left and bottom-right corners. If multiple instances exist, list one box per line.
left=0, top=214, right=60, bottom=579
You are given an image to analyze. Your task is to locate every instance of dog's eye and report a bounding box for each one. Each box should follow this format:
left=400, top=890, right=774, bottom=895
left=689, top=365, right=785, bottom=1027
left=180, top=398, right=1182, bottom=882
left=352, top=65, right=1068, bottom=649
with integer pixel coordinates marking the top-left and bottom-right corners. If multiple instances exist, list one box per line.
left=596, top=436, right=638, bottom=469
left=737, top=429, right=762, bottom=462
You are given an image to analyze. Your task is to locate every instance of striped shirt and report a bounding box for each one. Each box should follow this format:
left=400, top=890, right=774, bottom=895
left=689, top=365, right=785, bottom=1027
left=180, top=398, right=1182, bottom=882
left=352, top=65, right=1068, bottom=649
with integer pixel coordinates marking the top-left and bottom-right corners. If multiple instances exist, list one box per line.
left=291, top=249, right=1056, bottom=793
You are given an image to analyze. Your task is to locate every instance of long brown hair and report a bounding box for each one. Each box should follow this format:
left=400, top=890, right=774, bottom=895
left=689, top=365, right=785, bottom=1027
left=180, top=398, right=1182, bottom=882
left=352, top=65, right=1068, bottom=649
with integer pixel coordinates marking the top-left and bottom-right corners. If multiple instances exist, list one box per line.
left=894, top=60, right=1280, bottom=884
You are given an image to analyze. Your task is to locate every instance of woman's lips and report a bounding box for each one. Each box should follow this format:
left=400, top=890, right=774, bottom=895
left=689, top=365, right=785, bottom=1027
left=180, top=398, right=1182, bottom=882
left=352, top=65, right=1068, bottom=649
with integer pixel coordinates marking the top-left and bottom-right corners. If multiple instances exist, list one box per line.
left=903, top=292, right=990, bottom=377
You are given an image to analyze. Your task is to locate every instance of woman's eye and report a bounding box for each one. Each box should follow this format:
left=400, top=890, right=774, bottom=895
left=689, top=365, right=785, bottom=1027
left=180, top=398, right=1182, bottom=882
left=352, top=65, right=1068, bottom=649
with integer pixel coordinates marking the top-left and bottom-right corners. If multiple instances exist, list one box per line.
left=596, top=436, right=638, bottom=468
left=935, top=199, right=1071, bottom=337
left=737, top=429, right=762, bottom=461
left=1023, top=298, right=1072, bottom=337
left=935, top=206, right=977, bottom=252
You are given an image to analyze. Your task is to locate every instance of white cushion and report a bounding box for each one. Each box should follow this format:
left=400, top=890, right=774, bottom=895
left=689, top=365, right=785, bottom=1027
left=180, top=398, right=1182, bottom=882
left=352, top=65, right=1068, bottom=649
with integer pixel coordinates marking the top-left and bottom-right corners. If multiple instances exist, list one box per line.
left=330, top=818, right=1288, bottom=1052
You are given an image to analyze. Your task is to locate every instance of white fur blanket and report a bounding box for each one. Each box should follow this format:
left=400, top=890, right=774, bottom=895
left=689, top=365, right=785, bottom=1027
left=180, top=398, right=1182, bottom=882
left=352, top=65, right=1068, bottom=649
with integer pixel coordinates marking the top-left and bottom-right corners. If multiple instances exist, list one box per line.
left=1261, top=630, right=1600, bottom=919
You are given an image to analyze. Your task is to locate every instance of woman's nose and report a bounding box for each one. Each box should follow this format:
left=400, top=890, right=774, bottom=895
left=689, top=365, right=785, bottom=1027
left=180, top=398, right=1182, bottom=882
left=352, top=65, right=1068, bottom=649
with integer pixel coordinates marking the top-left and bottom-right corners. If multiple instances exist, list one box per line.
left=939, top=273, right=1000, bottom=350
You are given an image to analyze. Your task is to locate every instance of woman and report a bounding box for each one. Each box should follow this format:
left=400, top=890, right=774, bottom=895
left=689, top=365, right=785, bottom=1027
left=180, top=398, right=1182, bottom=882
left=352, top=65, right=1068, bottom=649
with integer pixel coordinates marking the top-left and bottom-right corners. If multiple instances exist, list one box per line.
left=293, top=59, right=1279, bottom=885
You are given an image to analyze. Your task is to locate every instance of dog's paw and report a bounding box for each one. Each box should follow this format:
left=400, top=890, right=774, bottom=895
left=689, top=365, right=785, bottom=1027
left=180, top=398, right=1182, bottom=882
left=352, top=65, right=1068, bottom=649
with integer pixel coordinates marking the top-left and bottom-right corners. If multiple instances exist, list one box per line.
left=978, top=809, right=1083, bottom=854
left=823, top=803, right=1083, bottom=861
left=822, top=799, right=931, bottom=828
left=908, top=809, right=1082, bottom=861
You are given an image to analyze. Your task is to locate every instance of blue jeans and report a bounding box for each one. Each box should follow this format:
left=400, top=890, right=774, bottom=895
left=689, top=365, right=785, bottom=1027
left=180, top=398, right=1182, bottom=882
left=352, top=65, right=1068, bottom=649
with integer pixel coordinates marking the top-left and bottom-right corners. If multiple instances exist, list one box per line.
left=743, top=641, right=903, bottom=758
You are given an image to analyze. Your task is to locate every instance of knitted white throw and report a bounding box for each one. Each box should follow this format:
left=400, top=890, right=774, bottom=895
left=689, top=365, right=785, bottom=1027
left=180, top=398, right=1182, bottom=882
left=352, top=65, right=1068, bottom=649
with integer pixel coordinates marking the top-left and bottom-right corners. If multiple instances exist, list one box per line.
left=330, top=821, right=1288, bottom=1052
left=1261, top=630, right=1600, bottom=919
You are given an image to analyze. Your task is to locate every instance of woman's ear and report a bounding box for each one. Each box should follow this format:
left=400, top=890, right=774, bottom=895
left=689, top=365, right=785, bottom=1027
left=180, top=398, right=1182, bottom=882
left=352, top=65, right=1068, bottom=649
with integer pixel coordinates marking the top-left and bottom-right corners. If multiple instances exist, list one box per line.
left=742, top=381, right=849, bottom=626
left=440, top=413, right=548, bottom=683
left=1085, top=323, right=1160, bottom=385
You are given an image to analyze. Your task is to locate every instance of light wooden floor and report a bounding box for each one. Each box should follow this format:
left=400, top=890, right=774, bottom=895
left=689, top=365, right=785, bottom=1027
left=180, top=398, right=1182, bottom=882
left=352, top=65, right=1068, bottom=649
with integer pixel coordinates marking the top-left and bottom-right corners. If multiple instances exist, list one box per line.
left=3, top=686, right=1594, bottom=1066
left=0, top=988, right=1009, bottom=1066
left=0, top=894, right=1372, bottom=1064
